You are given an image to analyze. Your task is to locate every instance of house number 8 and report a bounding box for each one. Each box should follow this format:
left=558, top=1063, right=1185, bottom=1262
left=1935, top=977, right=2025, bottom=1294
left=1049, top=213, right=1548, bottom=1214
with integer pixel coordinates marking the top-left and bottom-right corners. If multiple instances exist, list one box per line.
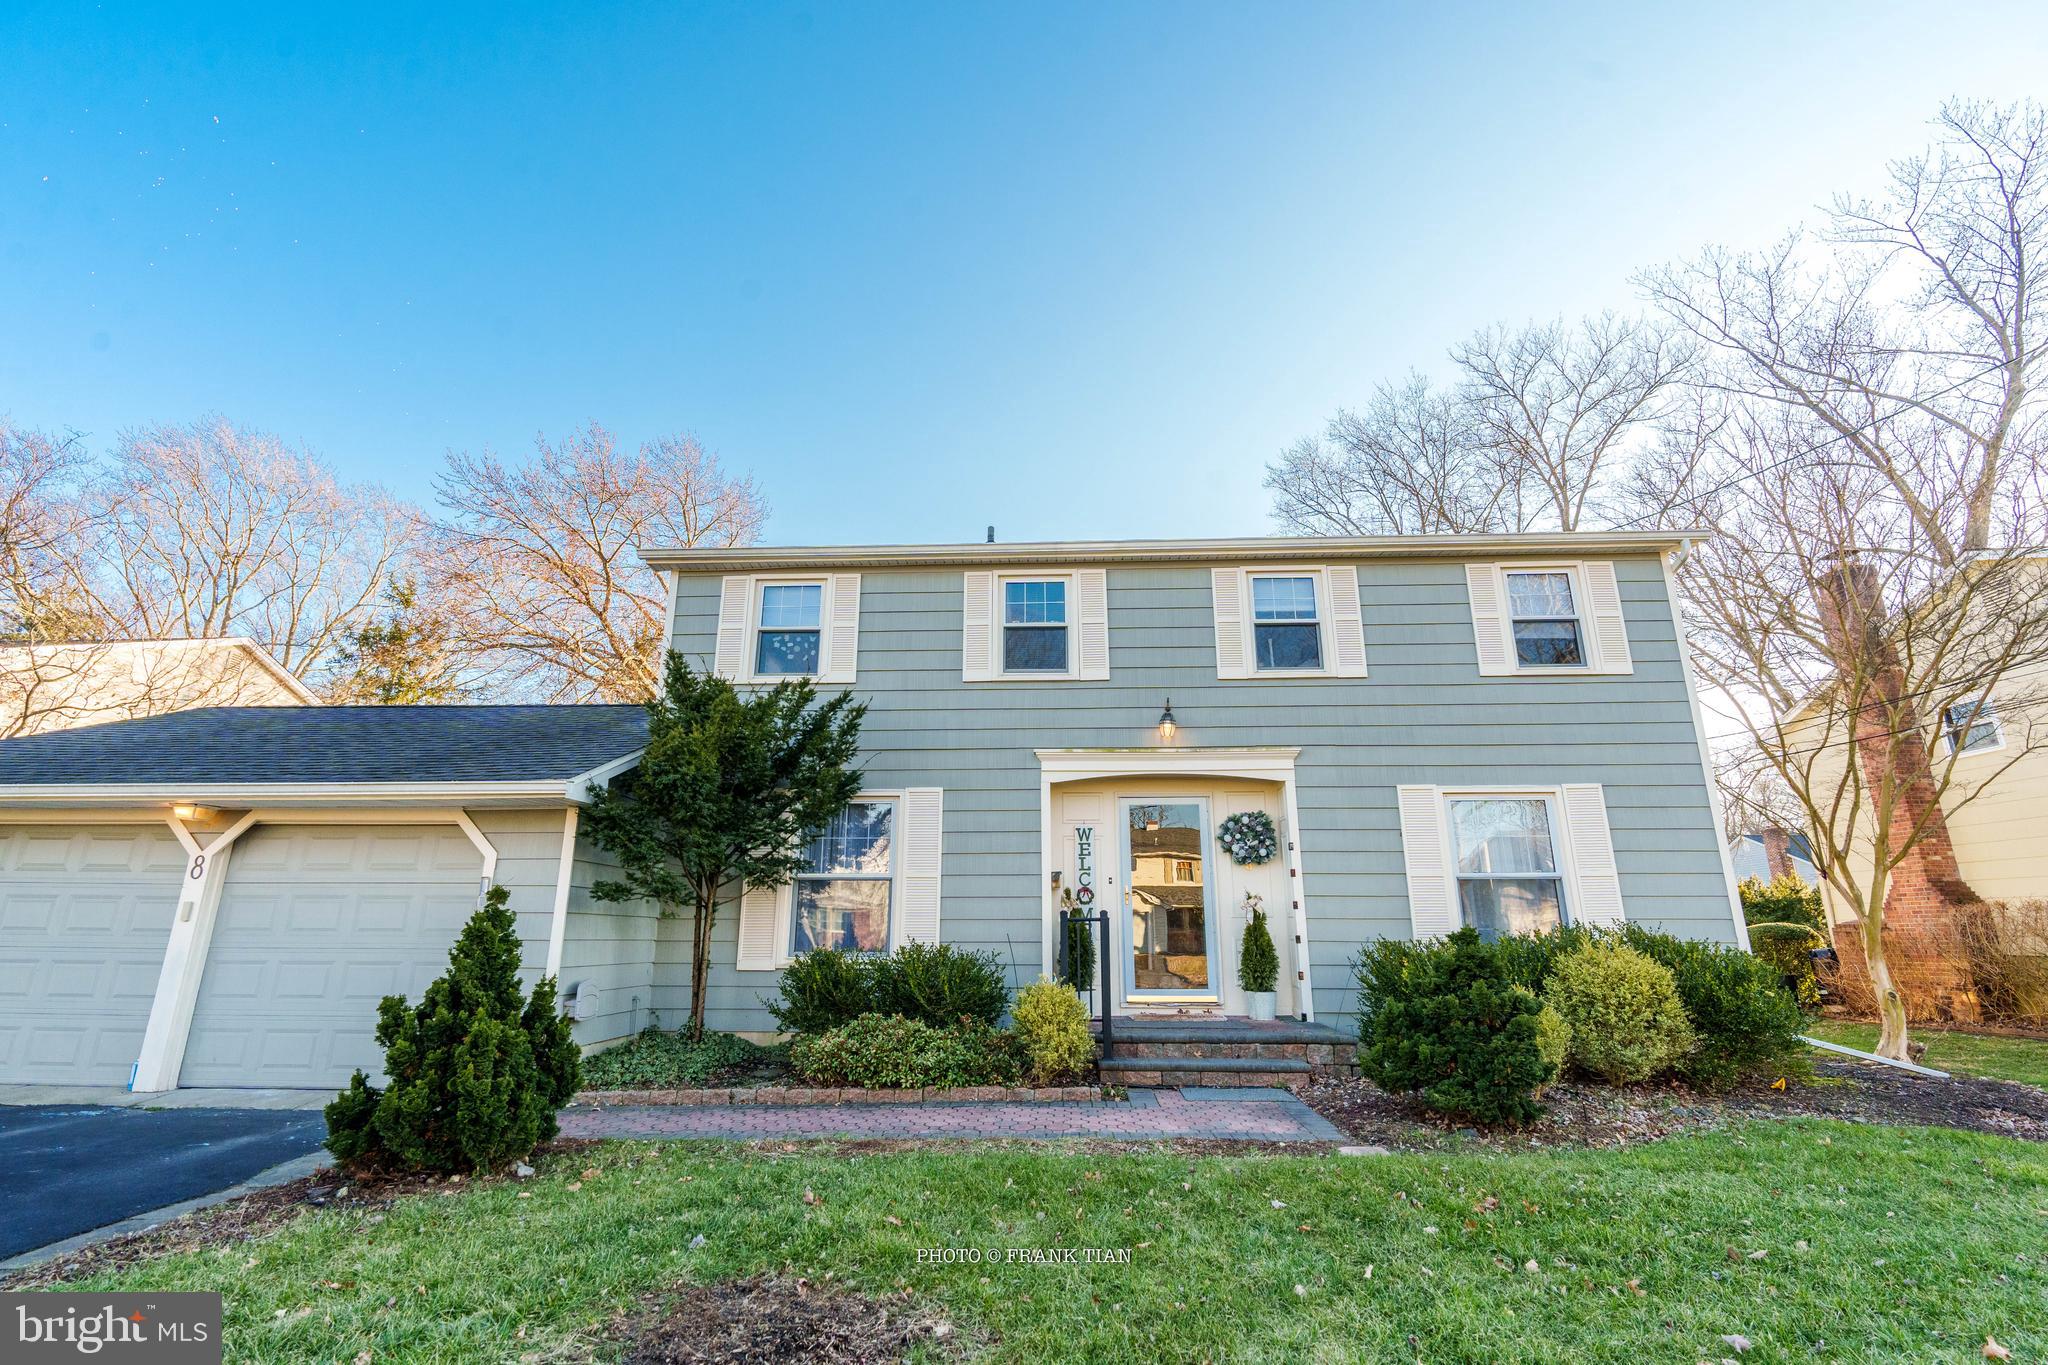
left=189, top=853, right=207, bottom=880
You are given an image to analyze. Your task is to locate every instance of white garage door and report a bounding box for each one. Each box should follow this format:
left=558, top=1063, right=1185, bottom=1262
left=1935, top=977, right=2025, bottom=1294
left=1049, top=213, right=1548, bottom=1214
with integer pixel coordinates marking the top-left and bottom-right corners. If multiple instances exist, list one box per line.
left=0, top=824, right=182, bottom=1085
left=179, top=824, right=483, bottom=1089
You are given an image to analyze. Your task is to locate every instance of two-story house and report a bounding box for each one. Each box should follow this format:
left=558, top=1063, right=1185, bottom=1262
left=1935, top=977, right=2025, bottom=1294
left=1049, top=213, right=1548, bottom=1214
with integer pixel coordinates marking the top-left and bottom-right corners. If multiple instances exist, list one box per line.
left=0, top=531, right=1744, bottom=1093
left=646, top=531, right=1747, bottom=1033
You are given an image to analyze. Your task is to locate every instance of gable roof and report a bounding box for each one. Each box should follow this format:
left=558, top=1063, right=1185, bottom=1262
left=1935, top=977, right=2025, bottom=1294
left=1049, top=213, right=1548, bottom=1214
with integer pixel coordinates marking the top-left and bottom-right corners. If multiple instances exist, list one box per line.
left=639, top=529, right=1707, bottom=573
left=0, top=705, right=648, bottom=807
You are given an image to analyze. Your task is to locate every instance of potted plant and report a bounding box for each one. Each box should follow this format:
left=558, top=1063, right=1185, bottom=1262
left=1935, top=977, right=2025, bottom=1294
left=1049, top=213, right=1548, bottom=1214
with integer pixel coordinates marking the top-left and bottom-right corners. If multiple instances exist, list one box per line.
left=1239, top=893, right=1279, bottom=1021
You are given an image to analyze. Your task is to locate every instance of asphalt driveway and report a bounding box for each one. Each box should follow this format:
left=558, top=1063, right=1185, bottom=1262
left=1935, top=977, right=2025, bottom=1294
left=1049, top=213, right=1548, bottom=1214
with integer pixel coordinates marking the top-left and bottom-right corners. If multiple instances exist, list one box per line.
left=0, top=1104, right=330, bottom=1259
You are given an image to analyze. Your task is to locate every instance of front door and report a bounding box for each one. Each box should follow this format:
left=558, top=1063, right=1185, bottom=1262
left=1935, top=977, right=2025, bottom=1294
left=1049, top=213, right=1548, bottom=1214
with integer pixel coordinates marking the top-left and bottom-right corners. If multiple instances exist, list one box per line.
left=1120, top=798, right=1217, bottom=1001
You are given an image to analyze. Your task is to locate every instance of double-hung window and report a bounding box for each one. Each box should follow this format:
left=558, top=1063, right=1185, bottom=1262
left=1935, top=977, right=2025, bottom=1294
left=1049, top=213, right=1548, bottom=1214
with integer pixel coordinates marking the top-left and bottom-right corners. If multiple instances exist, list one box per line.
left=1448, top=795, right=1567, bottom=938
left=755, top=582, right=823, bottom=677
left=1505, top=570, right=1586, bottom=668
left=1003, top=579, right=1069, bottom=673
left=1942, top=697, right=2003, bottom=755
left=1250, top=574, right=1323, bottom=671
left=791, top=801, right=895, bottom=955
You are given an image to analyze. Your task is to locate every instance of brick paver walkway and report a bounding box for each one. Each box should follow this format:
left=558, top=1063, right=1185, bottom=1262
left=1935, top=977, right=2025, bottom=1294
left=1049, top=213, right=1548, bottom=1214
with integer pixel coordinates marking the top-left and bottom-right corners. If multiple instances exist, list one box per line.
left=560, top=1087, right=1345, bottom=1142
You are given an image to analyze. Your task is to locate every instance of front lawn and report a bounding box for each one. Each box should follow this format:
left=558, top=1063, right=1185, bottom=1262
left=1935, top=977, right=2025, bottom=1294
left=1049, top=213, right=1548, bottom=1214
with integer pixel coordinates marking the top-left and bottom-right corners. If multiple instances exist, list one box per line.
left=1808, top=1020, right=2048, bottom=1090
left=38, top=1120, right=2048, bottom=1363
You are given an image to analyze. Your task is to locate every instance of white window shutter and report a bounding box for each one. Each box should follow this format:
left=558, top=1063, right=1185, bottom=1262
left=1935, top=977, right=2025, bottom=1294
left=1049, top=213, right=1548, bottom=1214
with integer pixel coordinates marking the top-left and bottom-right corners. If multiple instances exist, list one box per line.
left=962, top=572, right=996, bottom=682
left=735, top=882, right=783, bottom=971
left=1561, top=783, right=1626, bottom=926
left=1075, top=568, right=1110, bottom=680
left=1326, top=565, right=1368, bottom=677
left=1465, top=564, right=1512, bottom=676
left=897, top=787, right=944, bottom=946
left=713, top=575, right=753, bottom=681
left=1581, top=561, right=1633, bottom=675
left=1396, top=785, right=1458, bottom=939
left=1211, top=568, right=1249, bottom=679
left=818, top=573, right=861, bottom=684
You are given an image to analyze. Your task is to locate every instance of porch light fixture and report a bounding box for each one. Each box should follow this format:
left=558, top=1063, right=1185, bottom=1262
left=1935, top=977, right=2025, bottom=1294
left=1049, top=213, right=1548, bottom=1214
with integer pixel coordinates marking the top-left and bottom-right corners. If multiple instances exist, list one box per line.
left=170, top=803, right=211, bottom=822
left=1157, top=699, right=1178, bottom=743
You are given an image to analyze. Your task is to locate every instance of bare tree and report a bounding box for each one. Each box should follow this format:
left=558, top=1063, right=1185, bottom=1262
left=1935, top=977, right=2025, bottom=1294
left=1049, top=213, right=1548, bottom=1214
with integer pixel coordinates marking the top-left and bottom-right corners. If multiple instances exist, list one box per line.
left=1270, top=315, right=1684, bottom=536
left=77, top=418, right=414, bottom=681
left=0, top=422, right=104, bottom=638
left=1643, top=113, right=2048, bottom=1064
left=1267, top=375, right=1523, bottom=535
left=1450, top=313, right=1692, bottom=531
left=429, top=425, right=767, bottom=702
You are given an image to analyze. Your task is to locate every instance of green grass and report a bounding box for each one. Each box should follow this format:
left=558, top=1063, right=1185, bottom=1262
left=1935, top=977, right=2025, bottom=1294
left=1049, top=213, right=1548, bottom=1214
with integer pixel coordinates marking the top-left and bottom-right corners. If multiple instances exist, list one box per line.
left=1807, top=1019, right=2048, bottom=1089
left=48, top=1121, right=2048, bottom=1363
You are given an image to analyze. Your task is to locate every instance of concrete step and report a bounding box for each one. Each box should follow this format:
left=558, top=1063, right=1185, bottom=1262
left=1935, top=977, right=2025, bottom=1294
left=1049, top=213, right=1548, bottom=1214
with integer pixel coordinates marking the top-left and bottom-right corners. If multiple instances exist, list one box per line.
left=1093, top=1018, right=1351, bottom=1046
left=1099, top=1054, right=1311, bottom=1075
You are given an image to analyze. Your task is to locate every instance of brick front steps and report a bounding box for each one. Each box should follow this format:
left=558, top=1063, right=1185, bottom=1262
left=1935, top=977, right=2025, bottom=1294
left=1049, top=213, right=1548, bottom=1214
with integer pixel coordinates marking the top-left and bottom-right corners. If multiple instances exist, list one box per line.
left=576, top=1085, right=1102, bottom=1107
left=1095, top=1017, right=1360, bottom=1089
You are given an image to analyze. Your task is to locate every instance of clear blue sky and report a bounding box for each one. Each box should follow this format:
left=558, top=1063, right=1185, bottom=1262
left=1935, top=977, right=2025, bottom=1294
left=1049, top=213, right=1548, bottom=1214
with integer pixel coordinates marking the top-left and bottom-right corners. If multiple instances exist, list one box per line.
left=4, top=2, right=2044, bottom=546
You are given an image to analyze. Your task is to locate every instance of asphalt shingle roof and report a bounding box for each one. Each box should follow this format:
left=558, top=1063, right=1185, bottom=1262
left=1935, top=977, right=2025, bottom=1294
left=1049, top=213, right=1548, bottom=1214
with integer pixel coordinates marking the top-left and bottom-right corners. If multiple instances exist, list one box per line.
left=0, top=705, right=649, bottom=787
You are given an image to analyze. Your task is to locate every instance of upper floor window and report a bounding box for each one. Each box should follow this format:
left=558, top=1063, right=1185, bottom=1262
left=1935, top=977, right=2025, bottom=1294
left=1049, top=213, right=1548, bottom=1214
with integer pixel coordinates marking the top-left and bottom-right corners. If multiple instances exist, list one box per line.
left=1251, top=574, right=1324, bottom=671
left=1003, top=579, right=1069, bottom=673
left=1942, top=697, right=2003, bottom=755
left=755, top=582, right=823, bottom=676
left=791, top=801, right=895, bottom=955
left=1465, top=561, right=1632, bottom=677
left=1448, top=795, right=1566, bottom=938
left=1505, top=570, right=1586, bottom=668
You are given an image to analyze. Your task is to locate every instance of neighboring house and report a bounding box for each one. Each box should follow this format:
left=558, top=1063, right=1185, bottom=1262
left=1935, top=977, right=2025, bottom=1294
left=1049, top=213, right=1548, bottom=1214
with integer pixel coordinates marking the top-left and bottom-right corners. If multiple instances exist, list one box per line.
left=1783, top=560, right=2048, bottom=1019
left=0, top=637, right=315, bottom=736
left=0, top=530, right=1746, bottom=1092
left=1730, top=830, right=1819, bottom=886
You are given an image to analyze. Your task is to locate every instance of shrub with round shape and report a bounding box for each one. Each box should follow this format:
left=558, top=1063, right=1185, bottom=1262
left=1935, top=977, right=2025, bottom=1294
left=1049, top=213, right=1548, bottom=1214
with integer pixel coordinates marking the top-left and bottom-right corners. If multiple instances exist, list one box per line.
left=1012, top=978, right=1096, bottom=1084
left=1542, top=942, right=1695, bottom=1085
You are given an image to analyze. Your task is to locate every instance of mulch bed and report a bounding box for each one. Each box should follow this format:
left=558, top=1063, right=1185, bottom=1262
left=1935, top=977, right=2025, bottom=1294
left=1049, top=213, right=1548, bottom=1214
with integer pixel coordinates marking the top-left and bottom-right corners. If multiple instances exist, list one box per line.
left=1, top=1140, right=600, bottom=1290
left=607, top=1275, right=957, bottom=1364
left=1299, top=1058, right=2048, bottom=1152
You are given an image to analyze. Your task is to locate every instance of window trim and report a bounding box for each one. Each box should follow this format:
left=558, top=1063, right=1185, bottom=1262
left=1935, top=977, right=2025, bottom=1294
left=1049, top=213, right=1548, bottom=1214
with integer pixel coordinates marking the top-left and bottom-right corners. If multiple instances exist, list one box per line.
left=777, top=791, right=904, bottom=966
left=1500, top=563, right=1591, bottom=673
left=996, top=571, right=1078, bottom=679
left=1247, top=570, right=1327, bottom=673
left=1940, top=696, right=2006, bottom=759
left=1438, top=787, right=1575, bottom=934
left=743, top=575, right=833, bottom=684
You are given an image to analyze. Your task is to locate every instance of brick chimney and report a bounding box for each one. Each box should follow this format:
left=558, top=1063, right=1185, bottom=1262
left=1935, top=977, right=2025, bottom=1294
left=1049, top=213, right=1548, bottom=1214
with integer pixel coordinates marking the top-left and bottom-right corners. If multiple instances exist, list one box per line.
left=1813, top=559, right=1985, bottom=1022
left=1760, top=827, right=1795, bottom=881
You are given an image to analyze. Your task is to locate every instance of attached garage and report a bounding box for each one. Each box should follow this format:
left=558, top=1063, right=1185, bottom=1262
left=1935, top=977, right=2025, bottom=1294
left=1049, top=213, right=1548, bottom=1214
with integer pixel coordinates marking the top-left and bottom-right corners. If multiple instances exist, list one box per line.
left=0, top=824, right=183, bottom=1084
left=0, top=705, right=649, bottom=1093
left=179, top=824, right=484, bottom=1088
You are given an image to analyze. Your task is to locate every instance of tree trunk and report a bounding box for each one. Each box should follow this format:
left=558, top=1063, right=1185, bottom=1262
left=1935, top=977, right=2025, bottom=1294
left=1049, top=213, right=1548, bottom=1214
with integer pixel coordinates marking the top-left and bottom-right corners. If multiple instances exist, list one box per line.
left=687, top=886, right=716, bottom=1040
left=1862, top=911, right=1910, bottom=1060
left=1815, top=561, right=1985, bottom=1041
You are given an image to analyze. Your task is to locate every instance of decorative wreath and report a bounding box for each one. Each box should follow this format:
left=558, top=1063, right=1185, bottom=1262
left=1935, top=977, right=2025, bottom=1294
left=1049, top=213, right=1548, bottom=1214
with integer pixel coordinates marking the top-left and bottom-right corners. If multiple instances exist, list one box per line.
left=1216, top=811, right=1279, bottom=866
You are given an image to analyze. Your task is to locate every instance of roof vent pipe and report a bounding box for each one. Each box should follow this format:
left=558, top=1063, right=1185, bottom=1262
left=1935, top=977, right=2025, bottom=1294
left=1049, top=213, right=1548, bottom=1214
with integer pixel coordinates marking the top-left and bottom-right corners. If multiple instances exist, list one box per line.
left=986, top=526, right=995, bottom=543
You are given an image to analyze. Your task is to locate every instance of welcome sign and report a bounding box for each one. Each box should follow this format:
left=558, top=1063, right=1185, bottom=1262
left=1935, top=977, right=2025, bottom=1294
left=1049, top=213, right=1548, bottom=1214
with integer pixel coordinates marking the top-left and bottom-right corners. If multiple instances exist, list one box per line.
left=1073, top=825, right=1096, bottom=911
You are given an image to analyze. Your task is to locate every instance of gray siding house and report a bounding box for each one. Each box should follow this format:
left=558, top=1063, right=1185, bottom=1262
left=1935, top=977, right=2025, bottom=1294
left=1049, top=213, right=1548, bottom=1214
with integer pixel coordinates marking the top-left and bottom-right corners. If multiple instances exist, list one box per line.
left=0, top=529, right=1745, bottom=1092
left=644, top=531, right=1746, bottom=1034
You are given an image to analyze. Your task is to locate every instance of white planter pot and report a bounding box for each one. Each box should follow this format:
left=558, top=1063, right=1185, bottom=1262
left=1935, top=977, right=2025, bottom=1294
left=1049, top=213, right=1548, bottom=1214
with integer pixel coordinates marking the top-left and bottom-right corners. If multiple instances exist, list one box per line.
left=1245, top=991, right=1277, bottom=1021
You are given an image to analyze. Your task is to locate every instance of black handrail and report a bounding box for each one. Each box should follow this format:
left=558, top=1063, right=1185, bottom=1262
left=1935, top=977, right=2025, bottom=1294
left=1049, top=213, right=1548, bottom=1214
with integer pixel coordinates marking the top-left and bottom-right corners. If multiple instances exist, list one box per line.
left=1056, top=908, right=1114, bottom=1061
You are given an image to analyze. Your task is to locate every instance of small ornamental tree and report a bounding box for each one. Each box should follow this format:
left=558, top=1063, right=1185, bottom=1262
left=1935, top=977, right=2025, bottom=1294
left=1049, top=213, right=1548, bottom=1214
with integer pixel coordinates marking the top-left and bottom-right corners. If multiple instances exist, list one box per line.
left=1238, top=899, right=1279, bottom=995
left=581, top=653, right=866, bottom=1037
left=1358, top=927, right=1551, bottom=1127
left=325, top=885, right=579, bottom=1173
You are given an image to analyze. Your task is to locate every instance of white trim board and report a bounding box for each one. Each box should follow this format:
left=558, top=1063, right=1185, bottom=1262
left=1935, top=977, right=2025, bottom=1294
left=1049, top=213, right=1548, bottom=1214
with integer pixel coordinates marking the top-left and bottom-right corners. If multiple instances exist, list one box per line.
left=1036, top=745, right=1314, bottom=1022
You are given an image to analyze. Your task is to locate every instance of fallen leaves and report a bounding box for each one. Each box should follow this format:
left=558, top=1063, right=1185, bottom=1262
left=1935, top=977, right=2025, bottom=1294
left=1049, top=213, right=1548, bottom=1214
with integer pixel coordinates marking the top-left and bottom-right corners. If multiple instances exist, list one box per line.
left=1720, top=1334, right=1752, bottom=1353
left=1983, top=1338, right=2011, bottom=1361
